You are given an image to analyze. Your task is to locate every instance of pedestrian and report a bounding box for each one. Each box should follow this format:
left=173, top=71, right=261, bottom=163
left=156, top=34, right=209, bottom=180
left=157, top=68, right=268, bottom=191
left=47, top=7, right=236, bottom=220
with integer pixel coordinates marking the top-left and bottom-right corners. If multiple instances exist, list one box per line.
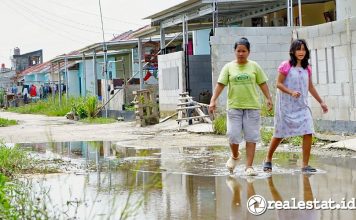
left=263, top=39, right=328, bottom=173
left=209, top=37, right=273, bottom=176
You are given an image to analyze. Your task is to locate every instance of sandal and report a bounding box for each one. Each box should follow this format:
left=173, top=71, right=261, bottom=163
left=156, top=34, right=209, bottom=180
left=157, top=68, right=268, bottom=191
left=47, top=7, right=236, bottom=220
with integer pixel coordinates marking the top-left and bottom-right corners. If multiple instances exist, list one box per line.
left=301, top=165, right=317, bottom=173
left=263, top=161, right=272, bottom=172
left=245, top=167, right=257, bottom=176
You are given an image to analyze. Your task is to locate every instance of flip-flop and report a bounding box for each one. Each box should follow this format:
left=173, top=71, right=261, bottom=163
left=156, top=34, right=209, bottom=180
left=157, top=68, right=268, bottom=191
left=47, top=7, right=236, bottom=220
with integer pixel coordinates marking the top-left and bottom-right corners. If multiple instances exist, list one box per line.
left=301, top=165, right=317, bottom=173
left=263, top=161, right=272, bottom=172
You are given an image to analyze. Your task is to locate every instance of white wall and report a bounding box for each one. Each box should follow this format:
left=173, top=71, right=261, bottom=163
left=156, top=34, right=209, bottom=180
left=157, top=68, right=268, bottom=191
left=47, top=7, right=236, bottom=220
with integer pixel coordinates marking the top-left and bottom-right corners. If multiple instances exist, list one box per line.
left=336, top=0, right=356, bottom=20
left=297, top=17, right=356, bottom=124
left=210, top=27, right=293, bottom=108
left=158, top=51, right=185, bottom=112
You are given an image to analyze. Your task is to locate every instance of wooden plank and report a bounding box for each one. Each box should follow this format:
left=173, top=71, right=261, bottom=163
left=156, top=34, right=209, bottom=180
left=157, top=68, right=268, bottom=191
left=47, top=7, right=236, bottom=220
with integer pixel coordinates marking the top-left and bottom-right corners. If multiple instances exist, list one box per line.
left=177, top=102, right=195, bottom=106
left=195, top=108, right=212, bottom=123
left=160, top=112, right=178, bottom=123
left=176, top=115, right=210, bottom=121
left=176, top=105, right=201, bottom=110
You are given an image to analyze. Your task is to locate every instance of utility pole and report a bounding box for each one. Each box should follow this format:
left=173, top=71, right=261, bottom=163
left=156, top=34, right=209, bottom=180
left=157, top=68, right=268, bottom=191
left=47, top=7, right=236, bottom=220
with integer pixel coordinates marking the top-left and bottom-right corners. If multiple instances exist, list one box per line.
left=99, top=0, right=109, bottom=117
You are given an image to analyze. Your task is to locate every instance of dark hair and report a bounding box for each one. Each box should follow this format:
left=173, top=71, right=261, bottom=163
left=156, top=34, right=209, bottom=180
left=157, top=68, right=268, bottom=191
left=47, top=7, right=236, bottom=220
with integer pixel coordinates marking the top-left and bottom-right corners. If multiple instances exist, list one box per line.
left=234, top=37, right=250, bottom=51
left=289, top=39, right=310, bottom=69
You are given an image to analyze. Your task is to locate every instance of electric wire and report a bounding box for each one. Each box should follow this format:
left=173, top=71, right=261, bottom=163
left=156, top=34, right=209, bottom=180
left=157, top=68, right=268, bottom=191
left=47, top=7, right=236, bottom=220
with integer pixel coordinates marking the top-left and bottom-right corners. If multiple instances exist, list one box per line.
left=3, top=0, right=93, bottom=44
left=12, top=0, right=117, bottom=36
left=17, top=0, right=127, bottom=34
left=46, top=0, right=142, bottom=26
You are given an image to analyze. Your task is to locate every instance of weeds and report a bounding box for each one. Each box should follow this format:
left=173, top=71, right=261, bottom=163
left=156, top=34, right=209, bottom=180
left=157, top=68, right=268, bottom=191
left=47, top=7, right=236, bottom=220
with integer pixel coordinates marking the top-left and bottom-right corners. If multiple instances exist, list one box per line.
left=0, top=143, right=52, bottom=219
left=80, top=117, right=117, bottom=124
left=0, top=118, right=17, bottom=127
left=8, top=95, right=73, bottom=116
left=212, top=113, right=226, bottom=135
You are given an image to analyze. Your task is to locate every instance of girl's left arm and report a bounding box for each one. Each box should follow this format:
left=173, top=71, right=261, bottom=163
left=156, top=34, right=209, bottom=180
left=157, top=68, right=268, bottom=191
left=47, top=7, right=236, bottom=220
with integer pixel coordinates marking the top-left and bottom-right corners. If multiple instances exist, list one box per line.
left=308, top=77, right=328, bottom=113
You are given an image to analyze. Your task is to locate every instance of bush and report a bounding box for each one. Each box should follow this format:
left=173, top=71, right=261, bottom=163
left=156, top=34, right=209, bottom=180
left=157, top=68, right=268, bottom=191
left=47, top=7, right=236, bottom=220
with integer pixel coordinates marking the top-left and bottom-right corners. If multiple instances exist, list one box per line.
left=8, top=95, right=72, bottom=116
left=0, top=143, right=29, bottom=177
left=261, top=127, right=273, bottom=146
left=0, top=118, right=17, bottom=127
left=213, top=113, right=227, bottom=135
left=85, top=96, right=98, bottom=118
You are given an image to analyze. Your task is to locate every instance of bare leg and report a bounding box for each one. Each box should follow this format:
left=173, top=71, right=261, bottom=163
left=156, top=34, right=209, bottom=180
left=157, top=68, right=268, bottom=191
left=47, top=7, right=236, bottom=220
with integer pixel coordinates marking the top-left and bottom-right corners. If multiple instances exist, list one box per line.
left=302, top=134, right=313, bottom=167
left=245, top=142, right=255, bottom=167
left=265, top=137, right=283, bottom=162
left=230, top=143, right=240, bottom=159
left=303, top=175, right=313, bottom=201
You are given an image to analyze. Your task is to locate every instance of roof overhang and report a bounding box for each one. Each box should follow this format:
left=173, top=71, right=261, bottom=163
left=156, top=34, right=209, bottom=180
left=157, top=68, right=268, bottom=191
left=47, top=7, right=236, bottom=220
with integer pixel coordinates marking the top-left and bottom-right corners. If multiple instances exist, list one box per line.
left=137, top=0, right=333, bottom=38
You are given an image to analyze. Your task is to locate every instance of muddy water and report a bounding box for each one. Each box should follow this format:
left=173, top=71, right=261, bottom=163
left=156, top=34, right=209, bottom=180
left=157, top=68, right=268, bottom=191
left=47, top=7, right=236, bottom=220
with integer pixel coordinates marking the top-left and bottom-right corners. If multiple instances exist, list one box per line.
left=17, top=142, right=356, bottom=220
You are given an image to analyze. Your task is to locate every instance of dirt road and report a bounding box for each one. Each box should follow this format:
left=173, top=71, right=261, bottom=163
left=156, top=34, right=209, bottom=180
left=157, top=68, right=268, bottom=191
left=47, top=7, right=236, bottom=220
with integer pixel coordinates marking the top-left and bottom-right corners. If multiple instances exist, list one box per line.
left=0, top=111, right=227, bottom=147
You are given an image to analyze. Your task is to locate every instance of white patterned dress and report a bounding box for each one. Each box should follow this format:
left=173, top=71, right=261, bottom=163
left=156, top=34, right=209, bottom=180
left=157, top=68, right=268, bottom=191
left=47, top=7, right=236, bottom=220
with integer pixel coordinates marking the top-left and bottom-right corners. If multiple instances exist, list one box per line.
left=274, top=61, right=314, bottom=138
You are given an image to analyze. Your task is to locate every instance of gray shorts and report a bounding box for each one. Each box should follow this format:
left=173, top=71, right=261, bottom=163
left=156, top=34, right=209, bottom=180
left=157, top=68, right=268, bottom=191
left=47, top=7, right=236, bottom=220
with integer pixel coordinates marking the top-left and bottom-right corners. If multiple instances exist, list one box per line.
left=226, top=109, right=261, bottom=144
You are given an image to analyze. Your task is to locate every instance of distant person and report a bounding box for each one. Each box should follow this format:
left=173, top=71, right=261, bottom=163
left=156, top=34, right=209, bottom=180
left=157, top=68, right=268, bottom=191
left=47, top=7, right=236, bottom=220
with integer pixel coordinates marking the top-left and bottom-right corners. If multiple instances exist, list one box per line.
left=263, top=39, right=328, bottom=173
left=209, top=37, right=273, bottom=176
left=23, top=86, right=29, bottom=104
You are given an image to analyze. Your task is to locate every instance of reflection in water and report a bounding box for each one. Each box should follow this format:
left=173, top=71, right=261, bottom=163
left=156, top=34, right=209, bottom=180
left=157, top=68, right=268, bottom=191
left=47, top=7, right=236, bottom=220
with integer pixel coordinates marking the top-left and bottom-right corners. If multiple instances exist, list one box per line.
left=267, top=175, right=320, bottom=220
left=15, top=142, right=356, bottom=220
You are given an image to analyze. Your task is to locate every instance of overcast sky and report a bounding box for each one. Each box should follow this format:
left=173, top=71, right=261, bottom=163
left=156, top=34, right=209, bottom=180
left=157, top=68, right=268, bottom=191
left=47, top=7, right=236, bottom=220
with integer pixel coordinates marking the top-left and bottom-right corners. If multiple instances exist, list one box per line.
left=0, top=0, right=186, bottom=67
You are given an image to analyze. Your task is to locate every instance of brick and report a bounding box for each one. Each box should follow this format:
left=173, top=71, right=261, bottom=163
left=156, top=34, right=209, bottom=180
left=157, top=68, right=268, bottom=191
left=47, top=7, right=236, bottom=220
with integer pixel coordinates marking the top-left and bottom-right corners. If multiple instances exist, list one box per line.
left=338, top=96, right=351, bottom=108
left=319, top=22, right=333, bottom=36
left=328, top=84, right=342, bottom=96
left=316, top=84, right=328, bottom=96
left=335, top=70, right=349, bottom=83
left=342, top=82, right=351, bottom=96
left=325, top=95, right=338, bottom=108
left=350, top=17, right=356, bottom=31
left=308, top=26, right=319, bottom=38
left=335, top=108, right=350, bottom=121
left=267, top=35, right=291, bottom=44
left=352, top=31, right=356, bottom=44
left=331, top=33, right=342, bottom=46
left=297, top=28, right=308, bottom=39
left=332, top=20, right=347, bottom=34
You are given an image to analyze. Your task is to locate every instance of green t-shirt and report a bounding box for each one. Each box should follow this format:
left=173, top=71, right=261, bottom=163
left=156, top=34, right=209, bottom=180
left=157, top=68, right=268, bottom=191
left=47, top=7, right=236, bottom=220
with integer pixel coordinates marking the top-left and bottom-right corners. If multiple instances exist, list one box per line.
left=218, top=60, right=268, bottom=109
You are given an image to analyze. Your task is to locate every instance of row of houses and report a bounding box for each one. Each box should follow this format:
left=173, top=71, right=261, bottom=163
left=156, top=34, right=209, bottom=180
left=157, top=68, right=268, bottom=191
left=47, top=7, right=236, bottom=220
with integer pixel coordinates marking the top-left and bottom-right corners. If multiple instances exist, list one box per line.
left=1, top=0, right=356, bottom=133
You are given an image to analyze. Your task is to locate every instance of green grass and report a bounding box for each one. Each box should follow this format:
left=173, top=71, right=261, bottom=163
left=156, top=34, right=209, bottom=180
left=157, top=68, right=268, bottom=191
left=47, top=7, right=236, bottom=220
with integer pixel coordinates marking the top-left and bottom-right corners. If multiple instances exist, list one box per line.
left=0, top=142, right=56, bottom=219
left=0, top=143, right=30, bottom=177
left=8, top=95, right=73, bottom=116
left=0, top=118, right=17, bottom=127
left=212, top=113, right=227, bottom=135
left=261, top=127, right=273, bottom=146
left=80, top=117, right=117, bottom=124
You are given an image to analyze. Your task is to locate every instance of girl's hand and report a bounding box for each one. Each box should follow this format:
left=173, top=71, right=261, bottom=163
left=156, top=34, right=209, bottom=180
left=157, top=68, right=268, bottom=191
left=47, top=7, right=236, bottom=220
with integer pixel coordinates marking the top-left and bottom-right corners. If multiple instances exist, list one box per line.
left=290, top=91, right=301, bottom=98
left=320, top=102, right=328, bottom=113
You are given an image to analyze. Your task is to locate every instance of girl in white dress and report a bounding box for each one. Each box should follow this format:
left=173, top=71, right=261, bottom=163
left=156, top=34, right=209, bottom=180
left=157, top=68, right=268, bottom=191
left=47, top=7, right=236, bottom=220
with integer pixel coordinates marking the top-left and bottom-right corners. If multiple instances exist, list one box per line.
left=263, top=39, right=328, bottom=173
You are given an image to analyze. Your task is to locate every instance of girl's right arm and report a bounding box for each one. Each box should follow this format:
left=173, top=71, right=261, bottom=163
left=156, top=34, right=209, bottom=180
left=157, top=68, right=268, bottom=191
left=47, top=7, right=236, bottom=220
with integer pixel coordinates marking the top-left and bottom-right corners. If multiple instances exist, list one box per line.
left=276, top=73, right=300, bottom=98
left=209, top=83, right=225, bottom=113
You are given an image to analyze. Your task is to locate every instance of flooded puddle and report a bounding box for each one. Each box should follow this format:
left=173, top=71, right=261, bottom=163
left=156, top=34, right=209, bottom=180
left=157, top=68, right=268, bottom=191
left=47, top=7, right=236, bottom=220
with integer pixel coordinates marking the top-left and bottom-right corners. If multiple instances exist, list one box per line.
left=16, top=142, right=356, bottom=219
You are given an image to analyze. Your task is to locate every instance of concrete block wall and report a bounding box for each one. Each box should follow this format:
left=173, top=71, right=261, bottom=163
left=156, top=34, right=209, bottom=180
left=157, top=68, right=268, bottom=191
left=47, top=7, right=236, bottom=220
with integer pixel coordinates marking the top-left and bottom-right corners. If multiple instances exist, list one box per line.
left=297, top=17, right=356, bottom=132
left=210, top=27, right=293, bottom=108
left=158, top=51, right=185, bottom=112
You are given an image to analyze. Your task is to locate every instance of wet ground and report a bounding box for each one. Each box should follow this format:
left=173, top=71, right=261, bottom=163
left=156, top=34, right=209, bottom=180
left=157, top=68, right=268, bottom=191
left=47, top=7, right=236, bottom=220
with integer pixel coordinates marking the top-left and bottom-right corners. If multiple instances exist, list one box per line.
left=17, top=141, right=356, bottom=220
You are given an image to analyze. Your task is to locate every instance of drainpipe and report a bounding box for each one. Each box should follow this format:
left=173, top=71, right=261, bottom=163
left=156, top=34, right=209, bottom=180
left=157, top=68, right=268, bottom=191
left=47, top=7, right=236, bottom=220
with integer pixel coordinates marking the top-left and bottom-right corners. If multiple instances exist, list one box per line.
left=82, top=53, right=87, bottom=97
left=138, top=37, right=143, bottom=90
left=298, top=0, right=302, bottom=27
left=65, top=55, right=68, bottom=103
left=93, top=50, right=98, bottom=96
left=58, top=62, right=61, bottom=105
